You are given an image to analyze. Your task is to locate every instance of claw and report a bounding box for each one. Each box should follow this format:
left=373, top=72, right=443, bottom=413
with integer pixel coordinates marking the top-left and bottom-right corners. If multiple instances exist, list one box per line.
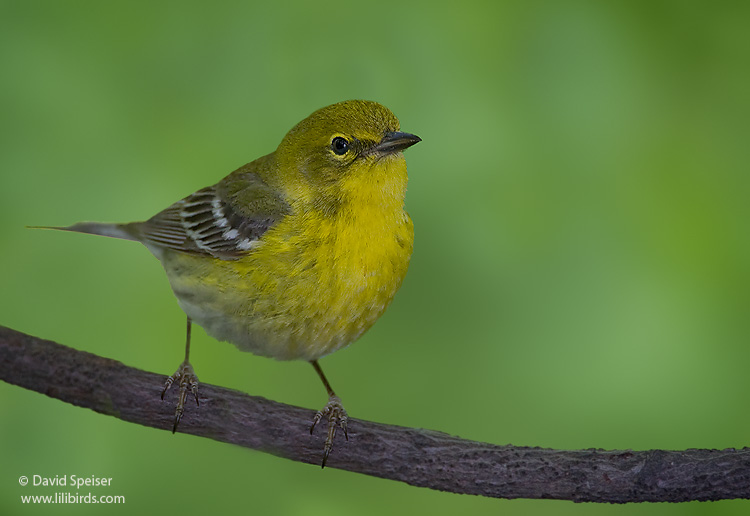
left=311, top=395, right=348, bottom=468
left=173, top=408, right=183, bottom=434
left=162, top=360, right=199, bottom=433
left=161, top=373, right=177, bottom=400
left=310, top=411, right=322, bottom=434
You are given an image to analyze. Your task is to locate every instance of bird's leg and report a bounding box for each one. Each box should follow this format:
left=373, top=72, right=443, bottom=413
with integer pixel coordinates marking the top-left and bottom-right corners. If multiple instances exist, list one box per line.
left=161, top=317, right=199, bottom=432
left=309, top=360, right=348, bottom=468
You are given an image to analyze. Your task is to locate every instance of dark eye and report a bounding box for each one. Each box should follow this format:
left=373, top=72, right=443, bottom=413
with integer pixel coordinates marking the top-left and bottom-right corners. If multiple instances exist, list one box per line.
left=331, top=136, right=349, bottom=155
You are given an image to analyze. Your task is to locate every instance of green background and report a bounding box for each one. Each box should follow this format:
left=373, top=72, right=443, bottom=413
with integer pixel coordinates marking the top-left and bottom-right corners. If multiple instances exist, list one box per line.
left=2, top=1, right=750, bottom=514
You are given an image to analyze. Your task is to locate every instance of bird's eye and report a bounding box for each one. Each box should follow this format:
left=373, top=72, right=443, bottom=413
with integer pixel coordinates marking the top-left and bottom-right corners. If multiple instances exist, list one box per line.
left=331, top=136, right=349, bottom=155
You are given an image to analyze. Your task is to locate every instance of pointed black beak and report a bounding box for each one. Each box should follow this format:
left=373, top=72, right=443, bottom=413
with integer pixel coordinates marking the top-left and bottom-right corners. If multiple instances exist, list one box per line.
left=372, top=131, right=422, bottom=155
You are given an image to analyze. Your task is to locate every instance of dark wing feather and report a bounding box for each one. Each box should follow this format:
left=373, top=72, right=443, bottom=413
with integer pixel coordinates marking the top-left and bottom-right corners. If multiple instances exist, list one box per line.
left=133, top=168, right=290, bottom=260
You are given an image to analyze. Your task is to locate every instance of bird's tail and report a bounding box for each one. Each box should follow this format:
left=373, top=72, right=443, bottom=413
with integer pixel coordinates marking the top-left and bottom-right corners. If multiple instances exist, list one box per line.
left=29, top=222, right=141, bottom=242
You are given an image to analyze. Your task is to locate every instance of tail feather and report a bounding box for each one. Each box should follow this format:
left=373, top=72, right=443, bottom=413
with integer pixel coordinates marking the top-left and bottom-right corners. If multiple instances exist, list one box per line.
left=29, top=222, right=140, bottom=242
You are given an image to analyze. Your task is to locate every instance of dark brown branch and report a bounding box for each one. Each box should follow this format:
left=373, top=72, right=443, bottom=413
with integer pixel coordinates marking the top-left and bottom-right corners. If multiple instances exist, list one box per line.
left=1, top=325, right=748, bottom=503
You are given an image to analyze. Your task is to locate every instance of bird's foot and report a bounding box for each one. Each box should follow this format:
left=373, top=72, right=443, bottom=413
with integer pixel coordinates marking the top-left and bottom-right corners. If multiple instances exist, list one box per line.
left=310, top=395, right=348, bottom=468
left=161, top=360, right=199, bottom=433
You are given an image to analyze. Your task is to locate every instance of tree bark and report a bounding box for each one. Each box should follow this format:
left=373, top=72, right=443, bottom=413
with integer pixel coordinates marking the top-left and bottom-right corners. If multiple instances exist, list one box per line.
left=1, top=325, right=748, bottom=503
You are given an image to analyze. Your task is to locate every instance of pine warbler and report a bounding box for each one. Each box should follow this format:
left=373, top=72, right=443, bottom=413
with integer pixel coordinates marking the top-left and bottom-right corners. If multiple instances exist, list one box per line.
left=45, top=100, right=420, bottom=466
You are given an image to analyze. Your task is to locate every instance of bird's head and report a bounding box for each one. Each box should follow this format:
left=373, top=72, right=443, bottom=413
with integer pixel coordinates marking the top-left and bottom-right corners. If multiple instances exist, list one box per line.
left=276, top=100, right=420, bottom=210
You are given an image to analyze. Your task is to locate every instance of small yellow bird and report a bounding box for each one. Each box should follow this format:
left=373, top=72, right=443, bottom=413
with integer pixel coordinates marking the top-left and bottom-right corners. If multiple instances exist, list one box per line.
left=45, top=100, right=420, bottom=466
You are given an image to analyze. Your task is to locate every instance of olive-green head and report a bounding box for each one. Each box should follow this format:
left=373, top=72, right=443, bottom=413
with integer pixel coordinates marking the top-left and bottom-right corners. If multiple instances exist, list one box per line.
left=276, top=100, right=420, bottom=206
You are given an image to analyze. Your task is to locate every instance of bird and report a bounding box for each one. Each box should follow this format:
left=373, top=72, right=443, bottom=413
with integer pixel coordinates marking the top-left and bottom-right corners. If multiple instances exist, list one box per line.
left=40, top=100, right=420, bottom=466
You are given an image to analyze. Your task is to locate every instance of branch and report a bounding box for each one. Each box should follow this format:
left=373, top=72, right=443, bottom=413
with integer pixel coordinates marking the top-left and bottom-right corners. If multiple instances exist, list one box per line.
left=1, top=325, right=748, bottom=503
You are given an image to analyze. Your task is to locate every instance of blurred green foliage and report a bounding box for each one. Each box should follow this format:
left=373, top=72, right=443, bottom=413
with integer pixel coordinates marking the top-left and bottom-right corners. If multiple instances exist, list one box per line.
left=2, top=1, right=750, bottom=515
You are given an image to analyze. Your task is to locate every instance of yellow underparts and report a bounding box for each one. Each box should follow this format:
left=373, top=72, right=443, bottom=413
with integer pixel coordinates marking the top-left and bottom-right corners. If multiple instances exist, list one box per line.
left=162, top=156, right=413, bottom=361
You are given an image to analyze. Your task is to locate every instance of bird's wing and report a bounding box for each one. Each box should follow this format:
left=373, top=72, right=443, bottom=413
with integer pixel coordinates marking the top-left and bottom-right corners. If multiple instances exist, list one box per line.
left=134, top=168, right=291, bottom=260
